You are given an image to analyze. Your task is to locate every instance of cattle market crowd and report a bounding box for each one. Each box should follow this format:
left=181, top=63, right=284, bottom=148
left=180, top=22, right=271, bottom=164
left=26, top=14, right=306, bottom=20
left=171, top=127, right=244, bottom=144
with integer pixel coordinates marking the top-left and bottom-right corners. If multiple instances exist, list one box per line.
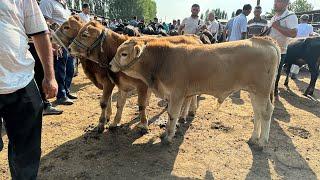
left=0, top=0, right=319, bottom=179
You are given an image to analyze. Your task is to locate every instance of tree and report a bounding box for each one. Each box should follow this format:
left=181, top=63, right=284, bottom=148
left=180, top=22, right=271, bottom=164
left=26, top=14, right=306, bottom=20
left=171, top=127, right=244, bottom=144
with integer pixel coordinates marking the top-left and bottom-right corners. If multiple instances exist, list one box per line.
left=290, top=0, right=313, bottom=13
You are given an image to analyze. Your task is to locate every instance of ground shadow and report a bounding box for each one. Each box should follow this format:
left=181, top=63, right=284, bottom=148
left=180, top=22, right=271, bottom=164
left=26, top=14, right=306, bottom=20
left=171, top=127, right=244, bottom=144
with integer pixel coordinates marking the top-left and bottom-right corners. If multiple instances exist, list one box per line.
left=246, top=118, right=317, bottom=180
left=70, top=82, right=93, bottom=92
left=291, top=78, right=320, bottom=100
left=273, top=88, right=291, bottom=123
left=280, top=87, right=320, bottom=118
left=39, top=112, right=198, bottom=179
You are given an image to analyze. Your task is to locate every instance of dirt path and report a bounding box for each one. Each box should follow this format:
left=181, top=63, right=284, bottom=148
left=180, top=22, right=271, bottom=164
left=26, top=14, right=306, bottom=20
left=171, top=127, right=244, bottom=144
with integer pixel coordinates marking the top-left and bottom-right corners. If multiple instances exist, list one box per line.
left=1, top=67, right=319, bottom=179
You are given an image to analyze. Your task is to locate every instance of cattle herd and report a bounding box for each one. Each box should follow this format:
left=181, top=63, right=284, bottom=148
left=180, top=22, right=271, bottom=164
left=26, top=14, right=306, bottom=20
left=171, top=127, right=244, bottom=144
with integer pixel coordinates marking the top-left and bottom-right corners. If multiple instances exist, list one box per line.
left=53, top=15, right=320, bottom=151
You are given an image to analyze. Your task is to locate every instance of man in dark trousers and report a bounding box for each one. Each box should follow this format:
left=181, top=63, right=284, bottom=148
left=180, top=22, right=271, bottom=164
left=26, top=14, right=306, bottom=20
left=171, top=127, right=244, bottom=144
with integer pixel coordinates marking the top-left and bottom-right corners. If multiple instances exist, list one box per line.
left=0, top=0, right=58, bottom=179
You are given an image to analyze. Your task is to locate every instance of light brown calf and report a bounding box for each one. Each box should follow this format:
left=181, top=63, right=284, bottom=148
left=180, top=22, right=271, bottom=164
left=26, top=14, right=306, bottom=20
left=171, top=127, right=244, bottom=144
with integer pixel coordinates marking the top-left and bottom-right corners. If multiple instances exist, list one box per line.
left=110, top=37, right=280, bottom=150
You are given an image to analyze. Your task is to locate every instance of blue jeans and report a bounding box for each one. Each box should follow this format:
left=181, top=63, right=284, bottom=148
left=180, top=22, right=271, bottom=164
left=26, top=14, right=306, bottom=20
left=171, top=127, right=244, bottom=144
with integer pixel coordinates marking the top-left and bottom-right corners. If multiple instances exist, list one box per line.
left=54, top=49, right=75, bottom=99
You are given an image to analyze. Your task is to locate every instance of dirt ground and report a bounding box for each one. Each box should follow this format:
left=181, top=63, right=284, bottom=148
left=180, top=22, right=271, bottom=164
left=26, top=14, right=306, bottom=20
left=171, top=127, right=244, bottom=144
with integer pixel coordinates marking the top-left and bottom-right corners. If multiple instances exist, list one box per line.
left=1, top=66, right=319, bottom=180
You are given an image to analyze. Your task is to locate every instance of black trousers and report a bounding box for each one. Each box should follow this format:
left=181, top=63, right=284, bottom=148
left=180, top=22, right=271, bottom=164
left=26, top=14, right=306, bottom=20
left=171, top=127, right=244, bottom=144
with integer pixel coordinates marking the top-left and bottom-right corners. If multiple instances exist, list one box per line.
left=0, top=79, right=43, bottom=180
left=29, top=43, right=50, bottom=109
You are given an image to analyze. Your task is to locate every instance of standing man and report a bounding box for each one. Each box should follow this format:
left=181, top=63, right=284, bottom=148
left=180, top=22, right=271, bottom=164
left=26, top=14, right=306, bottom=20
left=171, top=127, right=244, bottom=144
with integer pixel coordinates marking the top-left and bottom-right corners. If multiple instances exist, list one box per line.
left=229, top=4, right=252, bottom=41
left=78, top=3, right=91, bottom=23
left=40, top=0, right=78, bottom=105
left=247, top=6, right=268, bottom=38
left=207, top=12, right=220, bottom=41
left=270, top=0, right=298, bottom=97
left=178, top=4, right=205, bottom=35
left=0, top=0, right=58, bottom=178
left=297, top=14, right=314, bottom=38
left=224, top=9, right=242, bottom=41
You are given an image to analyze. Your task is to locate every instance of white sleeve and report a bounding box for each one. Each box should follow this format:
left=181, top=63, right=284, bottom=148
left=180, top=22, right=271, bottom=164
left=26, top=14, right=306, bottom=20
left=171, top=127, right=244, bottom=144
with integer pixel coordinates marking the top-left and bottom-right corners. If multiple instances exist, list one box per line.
left=39, top=0, right=53, bottom=19
left=286, top=14, right=298, bottom=30
left=240, top=17, right=248, bottom=33
left=24, top=0, right=48, bottom=35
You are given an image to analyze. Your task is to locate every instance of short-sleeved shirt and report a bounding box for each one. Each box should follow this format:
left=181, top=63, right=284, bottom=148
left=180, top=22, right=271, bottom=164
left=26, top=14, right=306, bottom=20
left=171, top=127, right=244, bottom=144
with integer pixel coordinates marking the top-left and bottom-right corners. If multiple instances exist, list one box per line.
left=40, top=0, right=71, bottom=25
left=225, top=18, right=235, bottom=40
left=208, top=20, right=220, bottom=39
left=297, top=23, right=314, bottom=38
left=0, top=0, right=48, bottom=94
left=181, top=16, right=205, bottom=35
left=269, top=9, right=298, bottom=54
left=78, top=12, right=91, bottom=23
left=229, top=13, right=248, bottom=41
left=247, top=17, right=268, bottom=38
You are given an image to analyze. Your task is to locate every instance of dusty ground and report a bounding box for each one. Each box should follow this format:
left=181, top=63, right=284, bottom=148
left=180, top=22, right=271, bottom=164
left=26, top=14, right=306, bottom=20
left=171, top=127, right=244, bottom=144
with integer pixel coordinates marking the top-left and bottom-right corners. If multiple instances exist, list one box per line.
left=1, top=66, right=319, bottom=180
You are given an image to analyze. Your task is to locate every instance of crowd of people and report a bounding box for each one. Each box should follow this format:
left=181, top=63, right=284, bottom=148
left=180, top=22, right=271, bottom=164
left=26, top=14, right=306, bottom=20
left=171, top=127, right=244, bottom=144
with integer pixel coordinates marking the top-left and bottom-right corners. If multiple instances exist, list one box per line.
left=0, top=0, right=319, bottom=179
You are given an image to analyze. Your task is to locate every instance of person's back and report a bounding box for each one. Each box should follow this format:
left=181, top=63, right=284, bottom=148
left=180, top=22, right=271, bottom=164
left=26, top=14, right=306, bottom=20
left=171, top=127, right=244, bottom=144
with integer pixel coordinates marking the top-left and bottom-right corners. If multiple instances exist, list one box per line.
left=229, top=13, right=247, bottom=41
left=225, top=9, right=243, bottom=41
left=297, top=23, right=313, bottom=37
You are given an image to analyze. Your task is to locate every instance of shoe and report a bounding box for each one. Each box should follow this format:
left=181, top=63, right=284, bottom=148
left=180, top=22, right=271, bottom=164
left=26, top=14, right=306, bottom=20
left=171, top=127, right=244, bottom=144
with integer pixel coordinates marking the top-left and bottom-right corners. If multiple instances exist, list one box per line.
left=43, top=105, right=63, bottom=115
left=67, top=93, right=78, bottom=100
left=56, top=97, right=74, bottom=105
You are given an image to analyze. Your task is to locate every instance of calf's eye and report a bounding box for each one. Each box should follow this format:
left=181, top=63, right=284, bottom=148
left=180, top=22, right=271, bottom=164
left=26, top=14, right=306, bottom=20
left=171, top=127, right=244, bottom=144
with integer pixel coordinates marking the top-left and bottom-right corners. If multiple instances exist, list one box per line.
left=121, top=53, right=128, bottom=57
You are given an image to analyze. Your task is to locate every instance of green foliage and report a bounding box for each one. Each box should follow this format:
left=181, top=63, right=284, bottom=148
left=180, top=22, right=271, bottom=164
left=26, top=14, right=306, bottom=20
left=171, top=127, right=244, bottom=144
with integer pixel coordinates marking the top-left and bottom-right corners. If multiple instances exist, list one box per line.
left=66, top=0, right=157, bottom=22
left=290, top=0, right=313, bottom=13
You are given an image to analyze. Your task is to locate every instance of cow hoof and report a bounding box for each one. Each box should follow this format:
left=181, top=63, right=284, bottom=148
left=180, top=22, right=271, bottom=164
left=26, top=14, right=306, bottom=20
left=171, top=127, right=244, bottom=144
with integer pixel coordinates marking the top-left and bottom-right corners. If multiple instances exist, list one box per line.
left=178, top=118, right=187, bottom=124
left=108, top=123, right=119, bottom=130
left=248, top=138, right=259, bottom=146
left=160, top=133, right=173, bottom=145
left=188, top=111, right=195, bottom=117
left=96, top=125, right=105, bottom=134
left=136, top=122, right=148, bottom=134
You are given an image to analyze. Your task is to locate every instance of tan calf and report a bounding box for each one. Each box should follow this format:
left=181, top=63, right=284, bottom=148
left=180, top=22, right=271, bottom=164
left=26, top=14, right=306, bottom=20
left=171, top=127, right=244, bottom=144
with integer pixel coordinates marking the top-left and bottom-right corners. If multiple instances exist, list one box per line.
left=110, top=37, right=280, bottom=150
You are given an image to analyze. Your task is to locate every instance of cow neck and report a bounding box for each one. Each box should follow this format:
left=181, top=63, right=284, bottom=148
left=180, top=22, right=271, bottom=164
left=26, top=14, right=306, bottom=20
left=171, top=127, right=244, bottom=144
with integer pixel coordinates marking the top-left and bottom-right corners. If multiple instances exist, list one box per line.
left=100, top=30, right=129, bottom=64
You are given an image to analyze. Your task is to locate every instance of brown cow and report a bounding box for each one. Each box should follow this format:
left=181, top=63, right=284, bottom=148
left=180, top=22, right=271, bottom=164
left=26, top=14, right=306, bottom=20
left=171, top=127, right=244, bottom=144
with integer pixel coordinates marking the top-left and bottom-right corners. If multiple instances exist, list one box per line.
left=69, top=21, right=202, bottom=131
left=109, top=37, right=280, bottom=150
left=52, top=17, right=142, bottom=133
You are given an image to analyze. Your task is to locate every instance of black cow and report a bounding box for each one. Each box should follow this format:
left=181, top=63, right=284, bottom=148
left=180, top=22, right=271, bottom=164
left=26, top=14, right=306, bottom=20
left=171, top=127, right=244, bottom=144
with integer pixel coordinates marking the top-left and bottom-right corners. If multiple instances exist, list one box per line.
left=275, top=36, right=320, bottom=96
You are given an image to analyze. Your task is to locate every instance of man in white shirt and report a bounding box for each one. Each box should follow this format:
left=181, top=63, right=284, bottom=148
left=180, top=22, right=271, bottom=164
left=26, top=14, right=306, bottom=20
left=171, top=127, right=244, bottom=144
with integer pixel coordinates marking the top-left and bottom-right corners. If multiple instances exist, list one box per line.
left=207, top=12, right=220, bottom=41
left=78, top=3, right=91, bottom=23
left=178, top=4, right=205, bottom=35
left=0, top=0, right=57, bottom=178
left=297, top=14, right=314, bottom=38
left=40, top=0, right=78, bottom=105
left=270, top=0, right=298, bottom=97
left=229, top=4, right=252, bottom=41
left=224, top=9, right=243, bottom=41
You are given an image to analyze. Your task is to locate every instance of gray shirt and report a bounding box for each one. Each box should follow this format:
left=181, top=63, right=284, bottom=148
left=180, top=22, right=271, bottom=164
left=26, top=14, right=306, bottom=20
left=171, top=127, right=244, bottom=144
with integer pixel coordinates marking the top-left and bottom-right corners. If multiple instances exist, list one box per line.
left=229, top=13, right=247, bottom=41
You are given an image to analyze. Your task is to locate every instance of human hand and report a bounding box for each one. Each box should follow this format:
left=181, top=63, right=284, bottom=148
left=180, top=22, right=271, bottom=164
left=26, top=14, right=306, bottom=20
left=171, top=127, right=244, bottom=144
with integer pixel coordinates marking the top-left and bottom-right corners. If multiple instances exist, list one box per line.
left=42, top=77, right=58, bottom=99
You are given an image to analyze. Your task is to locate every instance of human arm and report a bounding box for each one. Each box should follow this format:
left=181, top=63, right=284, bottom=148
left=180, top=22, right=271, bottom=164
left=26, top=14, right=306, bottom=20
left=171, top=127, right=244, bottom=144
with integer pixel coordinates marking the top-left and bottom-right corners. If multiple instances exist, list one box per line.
left=32, top=33, right=58, bottom=98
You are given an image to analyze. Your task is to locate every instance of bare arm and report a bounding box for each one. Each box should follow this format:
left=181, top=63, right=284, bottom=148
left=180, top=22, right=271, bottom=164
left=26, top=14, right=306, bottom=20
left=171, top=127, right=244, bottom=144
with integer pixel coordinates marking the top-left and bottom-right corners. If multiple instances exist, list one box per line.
left=32, top=33, right=58, bottom=99
left=272, top=21, right=297, bottom=38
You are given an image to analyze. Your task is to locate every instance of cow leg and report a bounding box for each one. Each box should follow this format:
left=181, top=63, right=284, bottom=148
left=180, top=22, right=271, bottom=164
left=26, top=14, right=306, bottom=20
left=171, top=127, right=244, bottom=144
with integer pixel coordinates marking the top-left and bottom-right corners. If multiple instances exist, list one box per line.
left=97, top=83, right=115, bottom=133
left=304, top=63, right=319, bottom=96
left=136, top=86, right=150, bottom=132
left=248, top=94, right=262, bottom=146
left=109, top=90, right=127, bottom=128
left=250, top=94, right=273, bottom=150
left=275, top=54, right=286, bottom=97
left=179, top=97, right=192, bottom=123
left=162, top=95, right=184, bottom=144
left=284, top=63, right=292, bottom=87
left=188, top=95, right=198, bottom=116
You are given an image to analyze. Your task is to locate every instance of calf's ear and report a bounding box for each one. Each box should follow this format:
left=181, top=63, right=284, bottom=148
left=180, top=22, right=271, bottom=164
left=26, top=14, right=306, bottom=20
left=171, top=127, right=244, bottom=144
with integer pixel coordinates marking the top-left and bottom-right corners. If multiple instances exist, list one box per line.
left=134, top=44, right=146, bottom=58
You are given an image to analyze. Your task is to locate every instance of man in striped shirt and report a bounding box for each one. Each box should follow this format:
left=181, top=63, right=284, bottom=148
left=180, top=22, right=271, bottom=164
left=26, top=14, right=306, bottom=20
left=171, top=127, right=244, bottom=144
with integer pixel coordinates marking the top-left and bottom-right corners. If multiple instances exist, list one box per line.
left=247, top=6, right=268, bottom=38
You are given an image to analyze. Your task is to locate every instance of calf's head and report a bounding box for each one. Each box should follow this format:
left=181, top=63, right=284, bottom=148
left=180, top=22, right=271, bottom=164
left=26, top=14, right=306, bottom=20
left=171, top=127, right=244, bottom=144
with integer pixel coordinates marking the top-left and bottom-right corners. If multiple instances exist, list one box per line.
left=52, top=15, right=84, bottom=47
left=69, top=21, right=105, bottom=63
left=110, top=40, right=146, bottom=73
